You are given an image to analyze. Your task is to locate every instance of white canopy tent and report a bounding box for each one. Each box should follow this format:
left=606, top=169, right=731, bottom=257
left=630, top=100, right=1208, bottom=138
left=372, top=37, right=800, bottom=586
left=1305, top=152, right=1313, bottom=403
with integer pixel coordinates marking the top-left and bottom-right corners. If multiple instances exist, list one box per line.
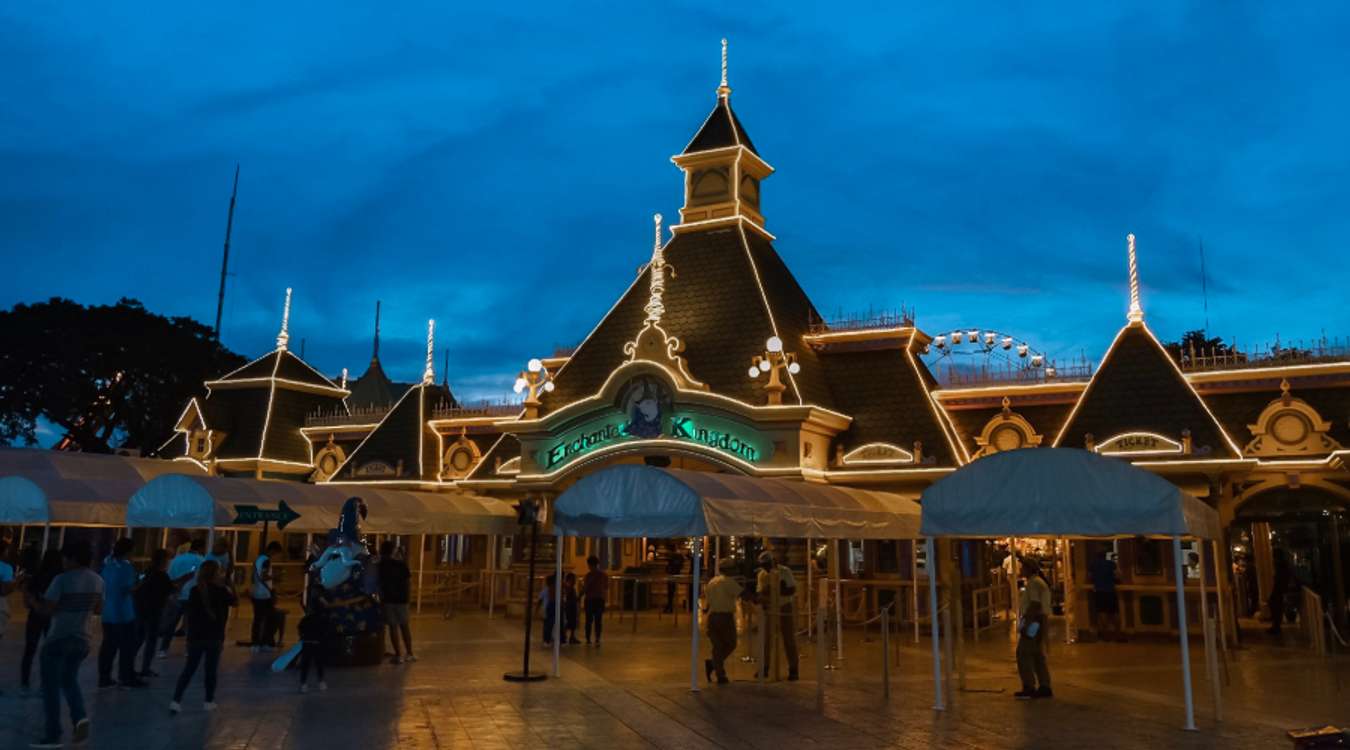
left=919, top=447, right=1222, bottom=731
left=127, top=474, right=518, bottom=536
left=551, top=464, right=924, bottom=690
left=0, top=450, right=206, bottom=551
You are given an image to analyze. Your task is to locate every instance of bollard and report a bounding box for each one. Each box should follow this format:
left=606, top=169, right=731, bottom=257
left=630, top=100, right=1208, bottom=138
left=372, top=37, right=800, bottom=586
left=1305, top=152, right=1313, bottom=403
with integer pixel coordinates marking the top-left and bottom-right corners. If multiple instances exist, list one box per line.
left=881, top=606, right=891, bottom=699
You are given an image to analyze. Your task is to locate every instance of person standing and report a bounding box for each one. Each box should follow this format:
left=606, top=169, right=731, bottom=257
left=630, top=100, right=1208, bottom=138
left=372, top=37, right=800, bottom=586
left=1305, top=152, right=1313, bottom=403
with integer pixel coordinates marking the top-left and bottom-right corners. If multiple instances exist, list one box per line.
left=755, top=551, right=799, bottom=681
left=0, top=537, right=21, bottom=698
left=296, top=601, right=329, bottom=693
left=663, top=546, right=684, bottom=613
left=1268, top=548, right=1292, bottom=636
left=582, top=555, right=608, bottom=646
left=205, top=539, right=233, bottom=586
left=1014, top=599, right=1051, bottom=699
left=1088, top=550, right=1124, bottom=642
left=97, top=538, right=145, bottom=689
left=703, top=558, right=742, bottom=684
left=21, top=550, right=63, bottom=695
left=133, top=549, right=172, bottom=679
left=1017, top=560, right=1053, bottom=698
left=161, top=539, right=205, bottom=657
left=32, top=540, right=102, bottom=748
left=250, top=541, right=283, bottom=652
left=377, top=542, right=414, bottom=664
left=169, top=560, right=236, bottom=714
left=562, top=572, right=580, bottom=645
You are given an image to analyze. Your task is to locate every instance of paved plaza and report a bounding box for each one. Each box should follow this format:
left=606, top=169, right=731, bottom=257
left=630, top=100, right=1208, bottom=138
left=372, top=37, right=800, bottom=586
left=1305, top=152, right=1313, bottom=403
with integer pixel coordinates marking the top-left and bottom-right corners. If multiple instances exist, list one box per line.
left=1, top=610, right=1347, bottom=749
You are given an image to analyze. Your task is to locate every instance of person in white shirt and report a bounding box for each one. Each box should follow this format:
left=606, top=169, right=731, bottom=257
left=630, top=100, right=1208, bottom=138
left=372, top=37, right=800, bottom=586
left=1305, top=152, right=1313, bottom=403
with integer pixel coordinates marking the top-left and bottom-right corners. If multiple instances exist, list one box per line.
left=159, top=539, right=206, bottom=657
left=250, top=542, right=283, bottom=651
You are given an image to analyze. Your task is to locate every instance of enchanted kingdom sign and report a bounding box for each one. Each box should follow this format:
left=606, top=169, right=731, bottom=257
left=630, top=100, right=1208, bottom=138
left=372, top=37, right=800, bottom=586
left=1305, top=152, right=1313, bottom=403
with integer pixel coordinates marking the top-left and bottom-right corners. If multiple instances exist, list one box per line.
left=538, top=376, right=772, bottom=471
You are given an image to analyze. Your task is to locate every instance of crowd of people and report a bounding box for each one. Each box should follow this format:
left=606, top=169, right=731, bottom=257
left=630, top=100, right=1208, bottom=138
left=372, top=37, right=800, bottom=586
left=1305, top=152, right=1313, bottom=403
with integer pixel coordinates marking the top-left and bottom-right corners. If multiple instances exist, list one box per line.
left=0, top=533, right=421, bottom=748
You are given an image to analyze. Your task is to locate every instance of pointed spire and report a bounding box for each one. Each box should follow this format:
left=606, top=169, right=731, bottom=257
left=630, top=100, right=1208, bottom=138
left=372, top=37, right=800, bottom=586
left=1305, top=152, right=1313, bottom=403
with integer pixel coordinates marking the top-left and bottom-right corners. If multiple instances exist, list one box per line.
left=422, top=319, right=436, bottom=385
left=644, top=213, right=667, bottom=324
left=372, top=300, right=382, bottom=361
left=1126, top=233, right=1144, bottom=324
left=276, top=287, right=292, bottom=351
left=717, top=38, right=731, bottom=98
left=340, top=367, right=348, bottom=390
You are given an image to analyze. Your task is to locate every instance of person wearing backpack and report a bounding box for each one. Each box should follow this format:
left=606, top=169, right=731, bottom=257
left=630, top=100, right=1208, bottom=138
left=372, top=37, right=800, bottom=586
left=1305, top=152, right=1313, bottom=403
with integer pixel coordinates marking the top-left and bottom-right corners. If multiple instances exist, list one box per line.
left=754, top=551, right=798, bottom=681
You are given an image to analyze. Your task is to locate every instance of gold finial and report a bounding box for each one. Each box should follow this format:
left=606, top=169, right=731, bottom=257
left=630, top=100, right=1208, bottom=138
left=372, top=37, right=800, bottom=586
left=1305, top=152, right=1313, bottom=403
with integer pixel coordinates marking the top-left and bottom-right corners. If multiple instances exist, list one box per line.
left=422, top=319, right=436, bottom=385
left=340, top=367, right=348, bottom=390
left=717, top=38, right=732, bottom=98
left=644, top=213, right=667, bottom=324
left=1280, top=377, right=1292, bottom=405
left=1001, top=396, right=1012, bottom=418
left=1126, top=233, right=1144, bottom=324
left=276, top=287, right=292, bottom=351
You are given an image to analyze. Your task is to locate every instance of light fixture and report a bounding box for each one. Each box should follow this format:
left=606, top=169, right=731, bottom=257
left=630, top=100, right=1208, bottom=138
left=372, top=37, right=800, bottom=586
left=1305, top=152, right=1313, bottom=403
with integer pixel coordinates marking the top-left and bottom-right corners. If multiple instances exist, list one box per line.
left=766, top=336, right=783, bottom=353
left=788, top=361, right=801, bottom=375
left=513, top=377, right=528, bottom=393
left=515, top=358, right=554, bottom=418
left=527, top=358, right=543, bottom=373
left=758, top=359, right=771, bottom=372
left=749, top=336, right=801, bottom=405
left=748, top=366, right=760, bottom=378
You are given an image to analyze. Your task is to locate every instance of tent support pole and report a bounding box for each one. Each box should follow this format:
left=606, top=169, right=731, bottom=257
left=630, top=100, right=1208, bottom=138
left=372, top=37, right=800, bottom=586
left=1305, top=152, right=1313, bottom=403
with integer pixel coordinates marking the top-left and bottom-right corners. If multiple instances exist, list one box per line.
left=553, top=531, right=563, bottom=678
left=834, top=541, right=844, bottom=662
left=58, top=527, right=66, bottom=549
left=1198, top=540, right=1221, bottom=721
left=1172, top=535, right=1197, bottom=731
left=912, top=539, right=920, bottom=643
left=417, top=534, right=427, bottom=615
left=17, top=526, right=26, bottom=551
left=41, top=524, right=51, bottom=554
left=487, top=534, right=496, bottom=619
left=926, top=537, right=944, bottom=711
left=689, top=537, right=702, bottom=693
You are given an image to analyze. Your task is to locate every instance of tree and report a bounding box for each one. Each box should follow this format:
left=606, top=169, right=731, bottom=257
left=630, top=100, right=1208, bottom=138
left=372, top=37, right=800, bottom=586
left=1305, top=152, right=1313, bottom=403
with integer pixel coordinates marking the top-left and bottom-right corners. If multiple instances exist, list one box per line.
left=1163, top=329, right=1237, bottom=367
left=0, top=298, right=245, bottom=454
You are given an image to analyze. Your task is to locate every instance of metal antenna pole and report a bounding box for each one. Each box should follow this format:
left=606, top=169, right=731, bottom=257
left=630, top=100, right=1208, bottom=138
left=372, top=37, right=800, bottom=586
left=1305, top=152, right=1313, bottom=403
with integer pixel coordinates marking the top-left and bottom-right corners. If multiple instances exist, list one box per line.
left=214, top=164, right=240, bottom=339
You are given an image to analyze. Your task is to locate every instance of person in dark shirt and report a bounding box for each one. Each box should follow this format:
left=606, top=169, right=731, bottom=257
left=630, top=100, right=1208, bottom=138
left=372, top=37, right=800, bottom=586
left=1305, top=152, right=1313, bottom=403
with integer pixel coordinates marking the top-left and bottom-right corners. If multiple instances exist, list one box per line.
left=377, top=542, right=414, bottom=664
left=582, top=556, right=608, bottom=646
left=169, top=560, right=236, bottom=713
left=297, top=602, right=329, bottom=693
left=562, top=572, right=580, bottom=645
left=20, top=550, right=63, bottom=693
left=133, top=549, right=173, bottom=678
left=1088, top=550, right=1125, bottom=642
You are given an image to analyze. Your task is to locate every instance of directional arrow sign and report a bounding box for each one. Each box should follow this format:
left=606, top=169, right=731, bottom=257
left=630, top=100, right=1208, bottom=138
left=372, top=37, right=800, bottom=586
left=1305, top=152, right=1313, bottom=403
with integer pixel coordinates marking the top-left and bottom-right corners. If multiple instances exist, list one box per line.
left=231, top=500, right=301, bottom=530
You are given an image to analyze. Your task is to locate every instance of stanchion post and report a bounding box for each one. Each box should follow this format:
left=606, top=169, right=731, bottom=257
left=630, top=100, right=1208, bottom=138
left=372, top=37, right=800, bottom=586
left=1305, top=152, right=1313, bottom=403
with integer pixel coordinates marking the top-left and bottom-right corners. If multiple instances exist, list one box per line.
left=689, top=538, right=702, bottom=693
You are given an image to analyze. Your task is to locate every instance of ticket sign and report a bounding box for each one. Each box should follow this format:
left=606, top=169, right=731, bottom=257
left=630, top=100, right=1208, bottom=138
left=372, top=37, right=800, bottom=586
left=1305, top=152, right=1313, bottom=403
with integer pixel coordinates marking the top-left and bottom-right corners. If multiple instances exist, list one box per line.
left=1095, top=432, right=1183, bottom=456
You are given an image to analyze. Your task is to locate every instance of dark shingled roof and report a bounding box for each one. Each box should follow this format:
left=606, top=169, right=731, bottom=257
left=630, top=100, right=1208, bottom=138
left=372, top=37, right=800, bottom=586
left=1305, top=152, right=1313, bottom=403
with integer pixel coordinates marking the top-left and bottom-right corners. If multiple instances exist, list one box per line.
left=333, top=383, right=454, bottom=482
left=466, top=433, right=522, bottom=482
left=683, top=96, right=758, bottom=155
left=217, top=350, right=341, bottom=390
left=1055, top=325, right=1239, bottom=458
left=818, top=345, right=960, bottom=467
left=346, top=357, right=408, bottom=410
left=943, top=401, right=1076, bottom=456
left=543, top=225, right=834, bottom=412
left=1203, top=383, right=1350, bottom=451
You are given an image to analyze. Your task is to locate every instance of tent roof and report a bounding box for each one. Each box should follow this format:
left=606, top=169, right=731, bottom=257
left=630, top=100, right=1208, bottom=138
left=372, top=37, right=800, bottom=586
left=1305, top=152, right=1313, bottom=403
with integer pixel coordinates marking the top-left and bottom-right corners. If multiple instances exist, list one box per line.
left=919, top=447, right=1219, bottom=539
left=553, top=465, right=922, bottom=540
left=126, top=473, right=517, bottom=536
left=0, top=449, right=206, bottom=525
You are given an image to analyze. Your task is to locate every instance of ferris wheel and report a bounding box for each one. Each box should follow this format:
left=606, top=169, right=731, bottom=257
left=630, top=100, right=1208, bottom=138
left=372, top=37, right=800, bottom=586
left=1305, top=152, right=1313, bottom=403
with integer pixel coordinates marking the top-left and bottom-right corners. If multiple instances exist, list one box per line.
left=922, top=327, right=1057, bottom=378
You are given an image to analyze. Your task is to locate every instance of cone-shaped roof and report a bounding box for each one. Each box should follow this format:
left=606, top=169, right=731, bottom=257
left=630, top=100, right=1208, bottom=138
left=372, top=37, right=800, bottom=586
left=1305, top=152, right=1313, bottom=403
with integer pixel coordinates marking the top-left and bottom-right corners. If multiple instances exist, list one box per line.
left=1054, top=324, right=1241, bottom=458
left=683, top=96, right=758, bottom=155
left=331, top=383, right=455, bottom=482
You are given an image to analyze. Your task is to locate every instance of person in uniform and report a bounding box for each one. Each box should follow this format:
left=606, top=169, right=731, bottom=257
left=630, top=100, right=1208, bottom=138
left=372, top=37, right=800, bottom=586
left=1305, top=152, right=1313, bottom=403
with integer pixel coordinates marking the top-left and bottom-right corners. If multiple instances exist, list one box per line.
left=755, top=551, right=798, bottom=681
left=703, top=558, right=742, bottom=684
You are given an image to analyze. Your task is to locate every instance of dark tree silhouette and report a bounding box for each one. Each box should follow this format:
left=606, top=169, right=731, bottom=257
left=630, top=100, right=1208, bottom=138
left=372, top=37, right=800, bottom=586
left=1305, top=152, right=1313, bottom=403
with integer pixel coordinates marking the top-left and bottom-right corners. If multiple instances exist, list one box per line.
left=0, top=298, right=245, bottom=453
left=1164, top=329, right=1235, bottom=366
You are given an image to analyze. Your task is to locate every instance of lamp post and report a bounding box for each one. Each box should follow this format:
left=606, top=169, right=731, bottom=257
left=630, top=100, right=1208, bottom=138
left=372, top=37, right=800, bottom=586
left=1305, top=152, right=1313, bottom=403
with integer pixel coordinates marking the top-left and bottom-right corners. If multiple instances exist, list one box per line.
left=747, top=336, right=800, bottom=406
left=503, top=498, right=547, bottom=683
left=514, top=358, right=555, bottom=419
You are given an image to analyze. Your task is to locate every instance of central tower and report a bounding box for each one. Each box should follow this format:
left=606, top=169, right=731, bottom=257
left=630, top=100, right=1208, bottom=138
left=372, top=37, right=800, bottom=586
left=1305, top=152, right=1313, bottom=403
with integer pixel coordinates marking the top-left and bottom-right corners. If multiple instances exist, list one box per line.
left=671, top=39, right=774, bottom=234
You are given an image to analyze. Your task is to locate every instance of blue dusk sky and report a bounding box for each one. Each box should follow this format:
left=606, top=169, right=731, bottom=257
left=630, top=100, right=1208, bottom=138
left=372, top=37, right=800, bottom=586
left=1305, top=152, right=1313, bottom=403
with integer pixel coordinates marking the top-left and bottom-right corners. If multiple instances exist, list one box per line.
left=3, top=3, right=1347, bottom=402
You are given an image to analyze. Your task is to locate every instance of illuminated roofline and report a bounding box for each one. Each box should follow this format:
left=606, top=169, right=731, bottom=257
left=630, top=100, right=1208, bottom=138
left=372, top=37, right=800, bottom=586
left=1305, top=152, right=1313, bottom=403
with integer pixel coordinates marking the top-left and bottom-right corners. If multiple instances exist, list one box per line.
left=298, top=423, right=381, bottom=435
left=736, top=222, right=802, bottom=404
left=427, top=416, right=514, bottom=428
left=465, top=433, right=512, bottom=482
left=670, top=215, right=775, bottom=241
left=322, top=383, right=420, bottom=483
left=203, top=376, right=349, bottom=397
left=934, top=381, right=1088, bottom=400
left=802, top=327, right=917, bottom=345
left=504, top=358, right=852, bottom=432
left=906, top=331, right=970, bottom=465
left=1186, top=360, right=1350, bottom=384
